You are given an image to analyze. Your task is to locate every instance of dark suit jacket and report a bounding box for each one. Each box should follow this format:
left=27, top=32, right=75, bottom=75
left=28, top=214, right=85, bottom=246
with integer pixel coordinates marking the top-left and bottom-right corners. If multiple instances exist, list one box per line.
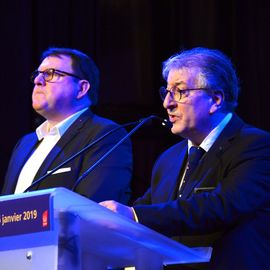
left=2, top=110, right=133, bottom=203
left=134, top=115, right=270, bottom=270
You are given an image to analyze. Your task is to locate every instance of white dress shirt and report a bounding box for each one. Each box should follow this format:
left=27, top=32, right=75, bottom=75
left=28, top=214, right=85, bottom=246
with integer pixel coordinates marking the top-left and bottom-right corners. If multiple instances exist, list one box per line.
left=14, top=108, right=88, bottom=194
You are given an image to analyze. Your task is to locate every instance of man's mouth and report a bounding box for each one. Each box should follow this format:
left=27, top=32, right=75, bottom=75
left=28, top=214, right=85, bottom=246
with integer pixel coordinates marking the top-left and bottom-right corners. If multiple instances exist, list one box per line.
left=168, top=114, right=177, bottom=122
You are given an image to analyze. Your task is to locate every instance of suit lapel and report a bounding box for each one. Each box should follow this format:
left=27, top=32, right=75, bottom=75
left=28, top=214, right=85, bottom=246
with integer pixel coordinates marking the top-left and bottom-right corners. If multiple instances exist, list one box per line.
left=163, top=143, right=188, bottom=201
left=16, top=134, right=39, bottom=168
left=3, top=133, right=39, bottom=194
left=181, top=115, right=245, bottom=198
left=33, top=110, right=93, bottom=180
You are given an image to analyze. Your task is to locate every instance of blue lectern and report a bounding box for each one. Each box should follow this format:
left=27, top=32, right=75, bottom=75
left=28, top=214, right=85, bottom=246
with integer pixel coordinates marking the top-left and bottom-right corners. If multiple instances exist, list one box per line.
left=0, top=188, right=211, bottom=269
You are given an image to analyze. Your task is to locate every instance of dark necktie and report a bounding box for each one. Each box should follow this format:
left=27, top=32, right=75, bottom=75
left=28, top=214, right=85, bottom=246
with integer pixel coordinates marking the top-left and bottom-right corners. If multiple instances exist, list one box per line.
left=178, top=146, right=205, bottom=197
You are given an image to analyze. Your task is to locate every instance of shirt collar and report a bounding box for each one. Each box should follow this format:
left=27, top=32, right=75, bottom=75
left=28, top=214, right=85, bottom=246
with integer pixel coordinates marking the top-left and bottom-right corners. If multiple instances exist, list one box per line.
left=188, top=113, right=232, bottom=152
left=36, top=108, right=88, bottom=141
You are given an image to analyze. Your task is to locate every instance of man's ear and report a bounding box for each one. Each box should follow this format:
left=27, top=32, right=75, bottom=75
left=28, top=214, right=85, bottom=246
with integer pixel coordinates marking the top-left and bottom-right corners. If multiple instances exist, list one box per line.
left=209, top=90, right=224, bottom=114
left=77, top=80, right=90, bottom=99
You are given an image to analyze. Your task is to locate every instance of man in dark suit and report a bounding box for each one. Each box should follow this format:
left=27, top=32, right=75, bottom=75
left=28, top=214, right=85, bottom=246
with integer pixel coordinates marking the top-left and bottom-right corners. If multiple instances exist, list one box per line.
left=2, top=47, right=132, bottom=204
left=100, top=47, right=270, bottom=269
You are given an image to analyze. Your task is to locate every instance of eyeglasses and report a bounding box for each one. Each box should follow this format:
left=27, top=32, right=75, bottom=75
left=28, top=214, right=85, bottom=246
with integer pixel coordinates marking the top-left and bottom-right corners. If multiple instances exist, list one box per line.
left=30, top=68, right=82, bottom=83
left=159, top=86, right=210, bottom=102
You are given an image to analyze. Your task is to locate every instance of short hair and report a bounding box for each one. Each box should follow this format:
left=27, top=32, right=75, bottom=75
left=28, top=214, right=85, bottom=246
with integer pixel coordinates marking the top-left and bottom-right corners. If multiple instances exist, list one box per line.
left=41, top=47, right=100, bottom=105
left=162, top=47, right=240, bottom=111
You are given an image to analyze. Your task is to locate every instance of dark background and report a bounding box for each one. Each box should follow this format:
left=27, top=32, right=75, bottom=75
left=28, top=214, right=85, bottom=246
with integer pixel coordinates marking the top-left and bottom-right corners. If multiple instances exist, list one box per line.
left=1, top=0, right=269, bottom=201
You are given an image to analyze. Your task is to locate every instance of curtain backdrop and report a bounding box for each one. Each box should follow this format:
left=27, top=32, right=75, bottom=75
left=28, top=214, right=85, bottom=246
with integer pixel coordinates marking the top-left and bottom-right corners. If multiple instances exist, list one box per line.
left=1, top=0, right=269, bottom=199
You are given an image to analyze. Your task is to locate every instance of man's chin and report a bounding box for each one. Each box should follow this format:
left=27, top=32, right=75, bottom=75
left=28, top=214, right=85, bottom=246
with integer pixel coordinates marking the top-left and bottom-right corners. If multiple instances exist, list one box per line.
left=171, top=123, right=189, bottom=137
left=32, top=101, right=45, bottom=110
left=171, top=125, right=182, bottom=135
left=32, top=104, right=46, bottom=116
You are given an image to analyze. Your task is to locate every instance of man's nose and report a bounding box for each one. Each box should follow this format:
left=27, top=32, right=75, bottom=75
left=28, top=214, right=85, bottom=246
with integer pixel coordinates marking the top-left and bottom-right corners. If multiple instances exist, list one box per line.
left=163, top=91, right=177, bottom=109
left=34, top=73, right=46, bottom=85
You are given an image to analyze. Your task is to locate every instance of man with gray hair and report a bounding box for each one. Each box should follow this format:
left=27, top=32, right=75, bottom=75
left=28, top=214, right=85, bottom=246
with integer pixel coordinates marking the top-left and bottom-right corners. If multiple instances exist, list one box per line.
left=101, top=47, right=270, bottom=269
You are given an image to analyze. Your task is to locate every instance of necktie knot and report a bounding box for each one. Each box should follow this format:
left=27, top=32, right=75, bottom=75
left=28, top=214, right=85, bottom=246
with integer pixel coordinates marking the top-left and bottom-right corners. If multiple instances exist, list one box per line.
left=188, top=146, right=205, bottom=167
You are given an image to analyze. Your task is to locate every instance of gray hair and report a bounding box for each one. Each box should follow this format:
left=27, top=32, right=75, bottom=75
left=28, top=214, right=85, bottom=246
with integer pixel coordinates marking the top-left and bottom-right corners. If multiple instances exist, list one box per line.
left=162, top=47, right=240, bottom=111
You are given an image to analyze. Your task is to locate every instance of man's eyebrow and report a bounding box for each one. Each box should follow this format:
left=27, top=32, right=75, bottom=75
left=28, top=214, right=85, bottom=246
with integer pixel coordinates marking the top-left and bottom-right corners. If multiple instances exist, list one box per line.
left=168, top=81, right=187, bottom=88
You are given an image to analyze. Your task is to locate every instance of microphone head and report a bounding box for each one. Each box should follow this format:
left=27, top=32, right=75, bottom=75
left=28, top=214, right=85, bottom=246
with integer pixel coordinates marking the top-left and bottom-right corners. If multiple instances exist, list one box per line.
left=140, top=115, right=172, bottom=129
left=161, top=118, right=173, bottom=129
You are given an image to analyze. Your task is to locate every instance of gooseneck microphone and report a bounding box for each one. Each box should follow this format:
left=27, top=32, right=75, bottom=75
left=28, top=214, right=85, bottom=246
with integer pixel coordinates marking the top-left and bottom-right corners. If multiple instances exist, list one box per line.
left=24, top=115, right=171, bottom=193
left=71, top=115, right=171, bottom=191
left=23, top=120, right=138, bottom=193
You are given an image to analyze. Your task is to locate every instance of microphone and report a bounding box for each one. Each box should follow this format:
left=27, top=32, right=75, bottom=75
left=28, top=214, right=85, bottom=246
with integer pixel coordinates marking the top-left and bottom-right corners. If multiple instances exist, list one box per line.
left=23, top=121, right=138, bottom=192
left=71, top=115, right=170, bottom=191
left=23, top=115, right=170, bottom=193
left=151, top=116, right=172, bottom=129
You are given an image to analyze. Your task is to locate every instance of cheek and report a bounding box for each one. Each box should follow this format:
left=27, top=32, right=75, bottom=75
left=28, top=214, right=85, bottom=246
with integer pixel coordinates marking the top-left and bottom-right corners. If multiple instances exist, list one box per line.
left=180, top=104, right=206, bottom=126
left=190, top=95, right=212, bottom=114
left=60, top=83, right=77, bottom=98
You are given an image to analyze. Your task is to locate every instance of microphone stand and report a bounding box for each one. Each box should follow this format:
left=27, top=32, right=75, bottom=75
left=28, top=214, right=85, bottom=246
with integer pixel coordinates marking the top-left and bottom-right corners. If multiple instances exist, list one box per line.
left=71, top=115, right=163, bottom=191
left=24, top=120, right=138, bottom=193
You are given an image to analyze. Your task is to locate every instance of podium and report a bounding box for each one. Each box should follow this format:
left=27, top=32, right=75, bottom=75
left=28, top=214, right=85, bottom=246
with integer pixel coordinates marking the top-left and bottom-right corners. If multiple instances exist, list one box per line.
left=0, top=188, right=211, bottom=269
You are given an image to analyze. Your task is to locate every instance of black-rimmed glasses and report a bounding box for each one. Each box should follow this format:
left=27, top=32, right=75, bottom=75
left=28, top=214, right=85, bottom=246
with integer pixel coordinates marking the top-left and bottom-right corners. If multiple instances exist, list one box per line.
left=30, top=68, right=82, bottom=83
left=159, top=86, right=210, bottom=102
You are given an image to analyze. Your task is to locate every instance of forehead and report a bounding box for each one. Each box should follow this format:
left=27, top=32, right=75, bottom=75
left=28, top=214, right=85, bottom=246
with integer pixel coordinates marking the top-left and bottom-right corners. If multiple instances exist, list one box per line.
left=38, top=55, right=73, bottom=72
left=168, top=67, right=203, bottom=85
